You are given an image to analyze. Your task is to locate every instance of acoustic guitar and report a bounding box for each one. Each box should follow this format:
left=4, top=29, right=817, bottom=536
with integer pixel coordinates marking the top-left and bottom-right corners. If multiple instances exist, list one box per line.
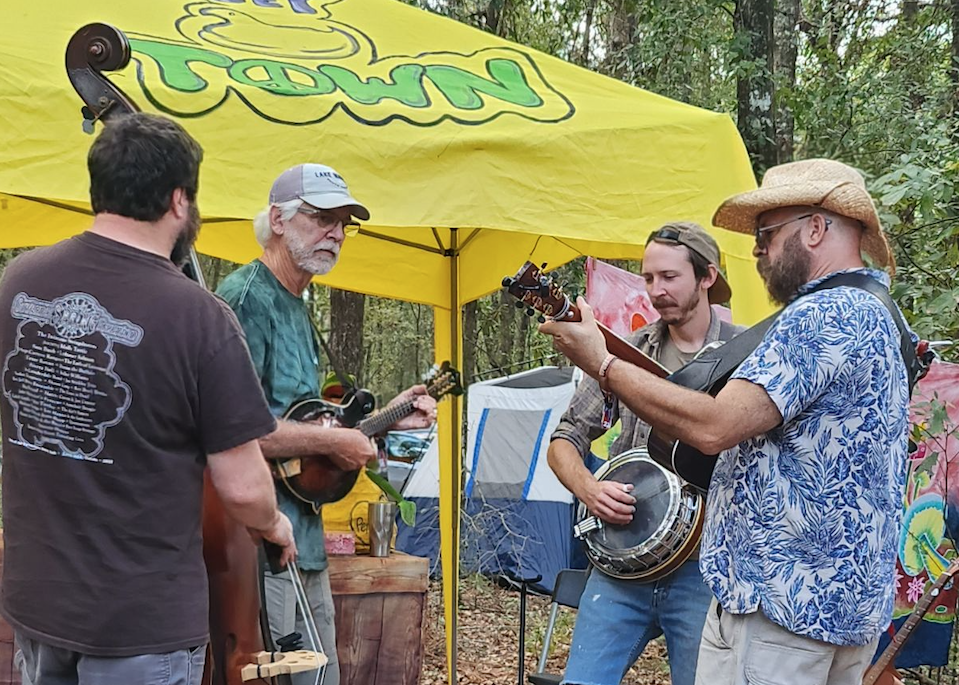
left=272, top=362, right=463, bottom=512
left=502, top=261, right=722, bottom=488
left=862, top=557, right=959, bottom=685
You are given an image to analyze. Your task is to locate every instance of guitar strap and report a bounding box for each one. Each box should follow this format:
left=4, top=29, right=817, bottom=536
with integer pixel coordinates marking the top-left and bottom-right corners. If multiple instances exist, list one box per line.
left=667, top=271, right=921, bottom=396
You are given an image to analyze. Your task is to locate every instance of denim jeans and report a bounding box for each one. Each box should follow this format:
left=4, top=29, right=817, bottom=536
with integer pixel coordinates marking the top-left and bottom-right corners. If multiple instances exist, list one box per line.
left=15, top=633, right=206, bottom=685
left=563, top=558, right=712, bottom=685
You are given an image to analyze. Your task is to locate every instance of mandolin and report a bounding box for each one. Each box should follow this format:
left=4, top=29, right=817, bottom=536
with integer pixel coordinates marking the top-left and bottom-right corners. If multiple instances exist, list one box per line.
left=273, top=361, right=463, bottom=512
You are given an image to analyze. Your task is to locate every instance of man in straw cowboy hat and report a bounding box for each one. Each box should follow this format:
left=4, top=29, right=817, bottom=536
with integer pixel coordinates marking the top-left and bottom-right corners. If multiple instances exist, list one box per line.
left=540, top=158, right=916, bottom=685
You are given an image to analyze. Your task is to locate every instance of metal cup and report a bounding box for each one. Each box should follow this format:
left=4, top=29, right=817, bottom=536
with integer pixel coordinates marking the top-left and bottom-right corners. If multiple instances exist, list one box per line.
left=368, top=501, right=398, bottom=557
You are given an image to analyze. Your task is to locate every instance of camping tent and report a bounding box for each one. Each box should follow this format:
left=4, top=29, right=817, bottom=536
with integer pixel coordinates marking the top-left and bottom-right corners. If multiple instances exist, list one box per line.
left=397, top=366, right=584, bottom=593
left=0, top=0, right=773, bottom=674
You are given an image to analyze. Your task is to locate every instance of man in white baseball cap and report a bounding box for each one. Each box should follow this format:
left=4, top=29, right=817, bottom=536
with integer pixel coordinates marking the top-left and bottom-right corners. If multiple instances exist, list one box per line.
left=267, top=163, right=371, bottom=223
left=216, top=164, right=436, bottom=685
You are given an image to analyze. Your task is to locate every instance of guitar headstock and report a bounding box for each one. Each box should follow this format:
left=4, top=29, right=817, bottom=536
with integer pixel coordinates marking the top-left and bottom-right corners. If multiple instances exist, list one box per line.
left=425, top=361, right=464, bottom=400
left=501, top=262, right=579, bottom=323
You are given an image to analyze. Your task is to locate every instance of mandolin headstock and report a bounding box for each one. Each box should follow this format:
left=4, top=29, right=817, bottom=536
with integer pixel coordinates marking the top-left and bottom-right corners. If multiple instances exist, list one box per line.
left=425, top=361, right=464, bottom=400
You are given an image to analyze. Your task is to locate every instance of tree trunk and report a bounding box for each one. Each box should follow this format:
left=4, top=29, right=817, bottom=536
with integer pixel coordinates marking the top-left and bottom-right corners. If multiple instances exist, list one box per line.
left=463, top=300, right=478, bottom=383
left=603, top=0, right=637, bottom=80
left=952, top=0, right=959, bottom=114
left=580, top=0, right=596, bottom=66
left=497, top=289, right=517, bottom=371
left=903, top=0, right=919, bottom=22
left=329, top=288, right=366, bottom=385
left=773, top=0, right=800, bottom=163
left=735, top=0, right=778, bottom=174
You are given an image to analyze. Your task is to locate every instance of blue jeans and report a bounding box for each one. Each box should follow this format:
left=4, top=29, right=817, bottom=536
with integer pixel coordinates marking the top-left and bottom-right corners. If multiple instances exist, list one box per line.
left=15, top=633, right=206, bottom=685
left=563, top=559, right=712, bottom=685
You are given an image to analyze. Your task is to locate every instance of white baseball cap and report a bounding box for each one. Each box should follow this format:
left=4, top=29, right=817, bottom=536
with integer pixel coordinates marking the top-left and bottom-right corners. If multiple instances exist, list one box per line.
left=269, top=163, right=370, bottom=221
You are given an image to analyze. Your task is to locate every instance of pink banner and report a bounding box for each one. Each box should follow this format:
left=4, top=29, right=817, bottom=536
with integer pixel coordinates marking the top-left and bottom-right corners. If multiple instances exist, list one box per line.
left=584, top=257, right=730, bottom=336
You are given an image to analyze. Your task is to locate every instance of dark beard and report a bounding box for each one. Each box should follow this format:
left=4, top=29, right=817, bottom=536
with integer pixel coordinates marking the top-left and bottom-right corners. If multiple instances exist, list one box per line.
left=757, top=230, right=812, bottom=305
left=171, top=202, right=201, bottom=267
left=653, top=287, right=702, bottom=325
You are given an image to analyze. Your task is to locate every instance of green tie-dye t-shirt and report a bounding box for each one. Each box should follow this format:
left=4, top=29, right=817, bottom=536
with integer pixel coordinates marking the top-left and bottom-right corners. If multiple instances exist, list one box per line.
left=217, top=260, right=329, bottom=570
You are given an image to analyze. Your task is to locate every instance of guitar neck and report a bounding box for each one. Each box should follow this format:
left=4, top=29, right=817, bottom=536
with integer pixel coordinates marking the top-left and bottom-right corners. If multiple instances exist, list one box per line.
left=357, top=400, right=415, bottom=438
left=597, top=323, right=669, bottom=378
left=864, top=567, right=956, bottom=685
left=555, top=303, right=668, bottom=378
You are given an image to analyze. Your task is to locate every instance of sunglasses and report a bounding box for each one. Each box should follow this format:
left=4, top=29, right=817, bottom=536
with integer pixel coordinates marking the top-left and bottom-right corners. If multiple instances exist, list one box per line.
left=296, top=206, right=361, bottom=237
left=754, top=213, right=830, bottom=250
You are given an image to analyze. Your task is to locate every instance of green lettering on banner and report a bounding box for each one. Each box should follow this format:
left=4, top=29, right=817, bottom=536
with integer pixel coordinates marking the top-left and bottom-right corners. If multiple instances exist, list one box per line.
left=228, top=59, right=335, bottom=95
left=129, top=39, right=231, bottom=92
left=319, top=64, right=429, bottom=107
left=425, top=59, right=543, bottom=110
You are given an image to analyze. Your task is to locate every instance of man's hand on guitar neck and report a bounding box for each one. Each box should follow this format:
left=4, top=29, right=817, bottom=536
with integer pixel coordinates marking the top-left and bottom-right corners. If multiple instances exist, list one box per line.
left=386, top=384, right=438, bottom=431
left=539, top=296, right=609, bottom=379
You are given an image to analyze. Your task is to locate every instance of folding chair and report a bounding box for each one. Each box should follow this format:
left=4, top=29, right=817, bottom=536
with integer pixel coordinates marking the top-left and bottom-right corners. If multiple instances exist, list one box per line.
left=528, top=568, right=589, bottom=685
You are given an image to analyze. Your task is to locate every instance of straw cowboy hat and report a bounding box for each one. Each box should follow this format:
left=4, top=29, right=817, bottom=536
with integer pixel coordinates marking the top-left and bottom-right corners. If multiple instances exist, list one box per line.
left=712, top=159, right=894, bottom=272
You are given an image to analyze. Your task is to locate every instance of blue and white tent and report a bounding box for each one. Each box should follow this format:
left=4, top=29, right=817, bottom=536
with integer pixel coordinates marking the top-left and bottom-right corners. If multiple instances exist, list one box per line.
left=396, top=366, right=586, bottom=593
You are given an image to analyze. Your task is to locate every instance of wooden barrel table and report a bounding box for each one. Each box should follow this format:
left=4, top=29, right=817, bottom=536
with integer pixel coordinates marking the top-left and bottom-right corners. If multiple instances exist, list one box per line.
left=328, top=552, right=429, bottom=685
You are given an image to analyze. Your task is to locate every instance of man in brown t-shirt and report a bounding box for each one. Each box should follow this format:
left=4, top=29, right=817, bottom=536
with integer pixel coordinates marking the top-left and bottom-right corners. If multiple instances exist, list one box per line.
left=0, top=113, right=295, bottom=685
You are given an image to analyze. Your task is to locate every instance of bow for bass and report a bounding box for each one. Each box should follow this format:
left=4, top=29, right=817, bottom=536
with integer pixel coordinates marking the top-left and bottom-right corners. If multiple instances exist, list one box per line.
left=64, top=23, right=325, bottom=685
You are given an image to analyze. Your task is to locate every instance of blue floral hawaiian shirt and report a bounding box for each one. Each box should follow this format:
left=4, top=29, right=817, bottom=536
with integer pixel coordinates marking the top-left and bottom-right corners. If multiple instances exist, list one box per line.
left=699, top=268, right=913, bottom=646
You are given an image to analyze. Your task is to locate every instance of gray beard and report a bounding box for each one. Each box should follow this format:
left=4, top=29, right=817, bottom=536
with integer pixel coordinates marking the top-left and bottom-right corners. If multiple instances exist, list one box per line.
left=757, top=230, right=813, bottom=305
left=285, top=229, right=338, bottom=276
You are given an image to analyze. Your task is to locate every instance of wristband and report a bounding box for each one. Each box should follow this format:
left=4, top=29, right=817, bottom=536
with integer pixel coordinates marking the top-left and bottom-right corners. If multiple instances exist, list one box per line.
left=598, top=354, right=619, bottom=394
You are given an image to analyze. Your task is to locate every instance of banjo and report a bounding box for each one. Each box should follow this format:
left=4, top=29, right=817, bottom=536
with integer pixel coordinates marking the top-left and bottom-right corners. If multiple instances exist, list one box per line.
left=573, top=447, right=704, bottom=581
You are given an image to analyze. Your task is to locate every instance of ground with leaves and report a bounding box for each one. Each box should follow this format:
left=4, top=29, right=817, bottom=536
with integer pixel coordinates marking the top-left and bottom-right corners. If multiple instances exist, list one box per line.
left=421, top=575, right=671, bottom=685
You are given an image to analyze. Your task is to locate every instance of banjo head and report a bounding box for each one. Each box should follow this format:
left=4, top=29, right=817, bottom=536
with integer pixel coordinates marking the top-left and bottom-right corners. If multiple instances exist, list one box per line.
left=596, top=456, right=674, bottom=549
left=578, top=448, right=703, bottom=581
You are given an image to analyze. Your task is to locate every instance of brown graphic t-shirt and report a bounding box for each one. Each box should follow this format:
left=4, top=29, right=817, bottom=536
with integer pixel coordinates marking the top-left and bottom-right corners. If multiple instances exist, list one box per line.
left=0, top=232, right=277, bottom=656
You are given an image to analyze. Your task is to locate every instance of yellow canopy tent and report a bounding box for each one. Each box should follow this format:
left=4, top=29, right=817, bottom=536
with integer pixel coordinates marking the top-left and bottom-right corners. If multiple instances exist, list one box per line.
left=0, top=0, right=772, bottom=677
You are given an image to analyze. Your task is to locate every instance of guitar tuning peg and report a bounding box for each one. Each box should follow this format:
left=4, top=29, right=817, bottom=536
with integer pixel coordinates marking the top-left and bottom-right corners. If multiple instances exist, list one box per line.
left=514, top=300, right=525, bottom=309
left=526, top=308, right=536, bottom=317
left=537, top=315, right=546, bottom=324
left=540, top=262, right=548, bottom=270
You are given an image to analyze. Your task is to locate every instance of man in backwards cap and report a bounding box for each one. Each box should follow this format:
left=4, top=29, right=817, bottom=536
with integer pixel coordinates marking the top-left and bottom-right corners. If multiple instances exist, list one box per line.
left=543, top=159, right=914, bottom=685
left=217, top=164, right=437, bottom=685
left=549, top=222, right=743, bottom=685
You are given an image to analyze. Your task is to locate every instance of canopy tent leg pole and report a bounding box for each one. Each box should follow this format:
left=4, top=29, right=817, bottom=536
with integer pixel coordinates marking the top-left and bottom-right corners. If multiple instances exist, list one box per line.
left=435, top=228, right=463, bottom=683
